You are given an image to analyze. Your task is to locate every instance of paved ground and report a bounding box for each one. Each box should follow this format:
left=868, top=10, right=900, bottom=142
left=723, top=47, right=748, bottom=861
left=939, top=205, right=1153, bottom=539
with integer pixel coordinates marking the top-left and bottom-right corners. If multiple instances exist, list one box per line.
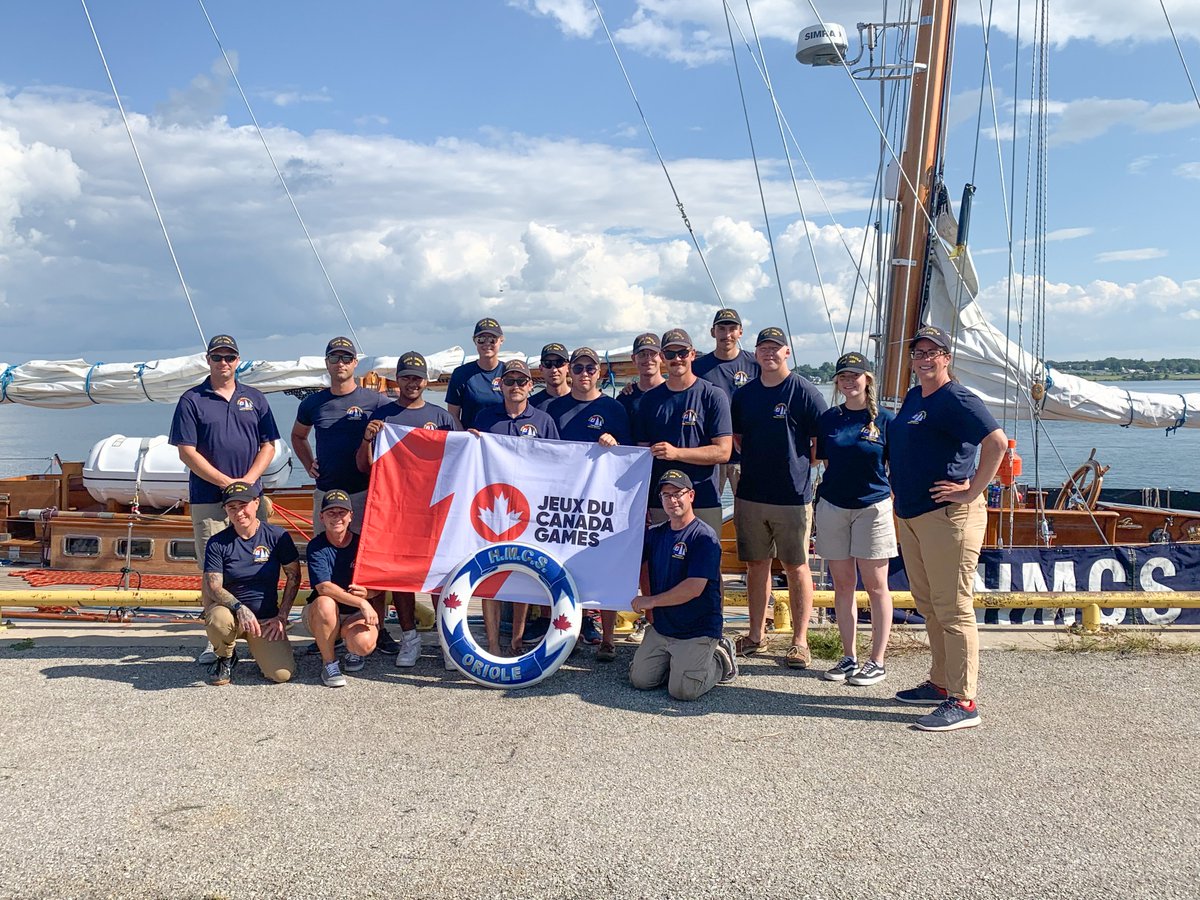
left=0, top=627, right=1197, bottom=900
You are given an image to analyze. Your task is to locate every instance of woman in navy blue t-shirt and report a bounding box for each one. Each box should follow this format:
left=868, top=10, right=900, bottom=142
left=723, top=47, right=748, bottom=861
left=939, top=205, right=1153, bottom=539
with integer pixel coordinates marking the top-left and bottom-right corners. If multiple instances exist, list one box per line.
left=814, top=352, right=896, bottom=688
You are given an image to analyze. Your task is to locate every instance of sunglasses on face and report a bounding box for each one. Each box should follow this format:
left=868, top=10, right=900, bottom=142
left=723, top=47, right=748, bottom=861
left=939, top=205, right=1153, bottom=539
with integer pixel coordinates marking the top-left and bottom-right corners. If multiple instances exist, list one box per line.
left=634, top=350, right=660, bottom=360
left=326, top=354, right=355, bottom=364
left=209, top=354, right=237, bottom=364
left=662, top=348, right=690, bottom=361
left=475, top=336, right=499, bottom=345
left=541, top=357, right=568, bottom=368
left=571, top=364, right=598, bottom=375
left=910, top=349, right=947, bottom=360
left=502, top=377, right=530, bottom=387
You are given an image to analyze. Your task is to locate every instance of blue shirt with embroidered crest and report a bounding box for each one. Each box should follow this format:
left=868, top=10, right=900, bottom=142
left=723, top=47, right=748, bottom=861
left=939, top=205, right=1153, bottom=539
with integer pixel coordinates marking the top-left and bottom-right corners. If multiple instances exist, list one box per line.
left=546, top=395, right=632, bottom=444
left=203, top=522, right=298, bottom=619
left=634, top=379, right=732, bottom=509
left=730, top=372, right=828, bottom=506
left=368, top=400, right=459, bottom=432
left=305, top=531, right=361, bottom=616
left=296, top=386, right=384, bottom=493
left=815, top=405, right=894, bottom=509
left=694, top=350, right=760, bottom=464
left=642, top=516, right=723, bottom=640
left=473, top=404, right=560, bottom=439
left=169, top=378, right=281, bottom=504
left=887, top=382, right=1000, bottom=519
left=446, top=360, right=505, bottom=428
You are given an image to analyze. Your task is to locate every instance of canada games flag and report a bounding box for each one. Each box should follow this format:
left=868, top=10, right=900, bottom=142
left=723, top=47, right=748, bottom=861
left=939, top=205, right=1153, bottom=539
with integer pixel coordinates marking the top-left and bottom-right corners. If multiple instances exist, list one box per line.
left=355, top=426, right=652, bottom=609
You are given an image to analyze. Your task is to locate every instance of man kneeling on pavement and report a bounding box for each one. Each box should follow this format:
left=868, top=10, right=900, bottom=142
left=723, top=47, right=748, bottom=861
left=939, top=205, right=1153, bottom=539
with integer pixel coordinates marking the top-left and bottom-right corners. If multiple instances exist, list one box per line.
left=628, top=470, right=737, bottom=701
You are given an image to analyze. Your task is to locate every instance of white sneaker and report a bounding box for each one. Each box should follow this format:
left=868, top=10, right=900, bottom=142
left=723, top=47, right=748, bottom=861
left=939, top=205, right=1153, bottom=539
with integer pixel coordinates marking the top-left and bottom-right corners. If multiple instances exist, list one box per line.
left=395, top=630, right=422, bottom=668
left=197, top=641, right=217, bottom=665
left=442, top=646, right=457, bottom=671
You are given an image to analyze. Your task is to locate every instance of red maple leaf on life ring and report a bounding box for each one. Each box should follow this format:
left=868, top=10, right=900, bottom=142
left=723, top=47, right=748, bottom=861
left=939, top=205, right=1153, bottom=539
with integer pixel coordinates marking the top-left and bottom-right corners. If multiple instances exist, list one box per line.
left=443, top=593, right=462, bottom=609
left=552, top=614, right=571, bottom=632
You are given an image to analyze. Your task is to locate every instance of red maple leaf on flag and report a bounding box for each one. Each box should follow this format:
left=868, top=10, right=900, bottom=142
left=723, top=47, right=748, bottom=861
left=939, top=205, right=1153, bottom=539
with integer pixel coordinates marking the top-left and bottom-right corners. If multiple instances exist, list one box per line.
left=552, top=614, right=571, bottom=632
left=443, top=593, right=462, bottom=609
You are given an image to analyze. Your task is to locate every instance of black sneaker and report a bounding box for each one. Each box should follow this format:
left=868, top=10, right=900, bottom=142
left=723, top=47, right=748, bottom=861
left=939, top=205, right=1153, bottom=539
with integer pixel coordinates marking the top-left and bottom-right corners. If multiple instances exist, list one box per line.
left=894, top=680, right=950, bottom=705
left=376, top=629, right=401, bottom=656
left=715, top=635, right=738, bottom=684
left=207, top=650, right=238, bottom=686
left=821, top=656, right=859, bottom=683
left=305, top=639, right=345, bottom=657
left=914, top=697, right=981, bottom=732
left=847, top=660, right=887, bottom=686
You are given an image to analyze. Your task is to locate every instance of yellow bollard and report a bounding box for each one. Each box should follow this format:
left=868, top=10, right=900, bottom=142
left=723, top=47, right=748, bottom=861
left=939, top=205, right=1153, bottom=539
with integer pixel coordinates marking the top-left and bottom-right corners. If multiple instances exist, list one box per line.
left=1081, top=603, right=1101, bottom=634
left=770, top=590, right=792, bottom=633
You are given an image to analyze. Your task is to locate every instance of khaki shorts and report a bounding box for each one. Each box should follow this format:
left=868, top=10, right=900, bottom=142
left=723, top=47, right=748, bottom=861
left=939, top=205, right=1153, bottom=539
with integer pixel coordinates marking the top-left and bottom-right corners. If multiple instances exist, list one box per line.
left=312, top=488, right=368, bottom=536
left=814, top=497, right=898, bottom=561
left=734, top=498, right=812, bottom=566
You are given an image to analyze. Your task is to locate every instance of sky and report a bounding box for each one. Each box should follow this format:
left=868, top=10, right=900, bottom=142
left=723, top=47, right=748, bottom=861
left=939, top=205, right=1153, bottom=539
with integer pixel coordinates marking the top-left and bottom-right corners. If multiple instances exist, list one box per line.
left=0, top=0, right=1198, bottom=368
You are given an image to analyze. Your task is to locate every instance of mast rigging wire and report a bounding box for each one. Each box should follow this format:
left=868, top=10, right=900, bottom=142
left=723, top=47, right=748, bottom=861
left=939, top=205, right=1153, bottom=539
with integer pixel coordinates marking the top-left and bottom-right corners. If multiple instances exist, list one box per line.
left=79, top=0, right=207, bottom=349
left=195, top=0, right=363, bottom=353
left=1159, top=0, right=1200, bottom=114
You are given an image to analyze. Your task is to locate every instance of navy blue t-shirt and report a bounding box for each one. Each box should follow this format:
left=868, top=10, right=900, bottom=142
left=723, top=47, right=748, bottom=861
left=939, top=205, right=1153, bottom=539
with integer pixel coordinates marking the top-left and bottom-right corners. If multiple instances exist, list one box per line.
left=529, top=389, right=568, bottom=411
left=694, top=350, right=759, bottom=465
left=306, top=531, right=361, bottom=616
left=642, top=517, right=723, bottom=640
left=169, top=378, right=281, bottom=504
left=815, top=405, right=894, bottom=509
left=203, top=522, right=299, bottom=618
left=446, top=360, right=504, bottom=428
left=473, top=404, right=560, bottom=439
left=617, top=383, right=653, bottom=424
left=730, top=373, right=827, bottom=505
left=887, top=382, right=1000, bottom=519
left=296, top=386, right=383, bottom=493
left=368, top=400, right=459, bottom=432
left=546, top=395, right=632, bottom=445
left=634, top=379, right=732, bottom=509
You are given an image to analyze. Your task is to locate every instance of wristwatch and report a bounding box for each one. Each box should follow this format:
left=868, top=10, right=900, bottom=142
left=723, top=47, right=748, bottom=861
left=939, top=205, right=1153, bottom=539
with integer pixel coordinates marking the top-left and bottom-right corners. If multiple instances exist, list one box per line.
left=231, top=601, right=245, bottom=614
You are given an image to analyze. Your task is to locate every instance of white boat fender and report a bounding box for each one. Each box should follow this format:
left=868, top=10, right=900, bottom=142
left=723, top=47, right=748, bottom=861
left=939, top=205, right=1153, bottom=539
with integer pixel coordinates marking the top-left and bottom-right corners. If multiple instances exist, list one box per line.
left=438, top=542, right=581, bottom=689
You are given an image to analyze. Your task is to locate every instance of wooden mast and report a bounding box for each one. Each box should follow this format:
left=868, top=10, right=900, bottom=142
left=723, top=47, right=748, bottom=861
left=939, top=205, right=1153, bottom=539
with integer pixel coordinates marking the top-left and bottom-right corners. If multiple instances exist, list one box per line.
left=879, top=0, right=958, bottom=404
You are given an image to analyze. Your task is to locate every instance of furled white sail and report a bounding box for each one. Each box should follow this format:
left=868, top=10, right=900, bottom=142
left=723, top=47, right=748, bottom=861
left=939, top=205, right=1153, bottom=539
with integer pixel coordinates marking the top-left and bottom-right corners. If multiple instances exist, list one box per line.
left=925, top=217, right=1200, bottom=431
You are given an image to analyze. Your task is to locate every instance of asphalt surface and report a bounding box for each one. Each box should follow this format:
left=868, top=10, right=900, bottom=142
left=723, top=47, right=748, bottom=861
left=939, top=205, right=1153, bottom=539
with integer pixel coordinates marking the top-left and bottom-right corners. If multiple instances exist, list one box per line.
left=0, top=634, right=1196, bottom=900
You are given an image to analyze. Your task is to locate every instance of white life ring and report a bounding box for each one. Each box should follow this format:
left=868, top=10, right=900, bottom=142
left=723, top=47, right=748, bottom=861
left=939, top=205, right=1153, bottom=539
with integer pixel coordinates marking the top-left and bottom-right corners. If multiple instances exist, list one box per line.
left=1139, top=607, right=1181, bottom=626
left=437, top=542, right=581, bottom=689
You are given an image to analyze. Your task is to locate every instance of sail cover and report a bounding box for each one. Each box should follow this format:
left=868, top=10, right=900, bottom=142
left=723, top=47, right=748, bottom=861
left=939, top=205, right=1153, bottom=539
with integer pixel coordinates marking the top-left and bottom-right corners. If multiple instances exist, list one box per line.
left=925, top=215, right=1200, bottom=431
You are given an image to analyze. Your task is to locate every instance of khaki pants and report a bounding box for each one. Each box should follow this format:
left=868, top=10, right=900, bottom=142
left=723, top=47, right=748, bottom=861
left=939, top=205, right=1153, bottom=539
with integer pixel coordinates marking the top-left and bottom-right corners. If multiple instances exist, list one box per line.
left=204, top=606, right=296, bottom=683
left=190, top=496, right=273, bottom=573
left=718, top=463, right=741, bottom=499
left=896, top=497, right=986, bottom=701
left=649, top=506, right=724, bottom=535
left=628, top=626, right=721, bottom=701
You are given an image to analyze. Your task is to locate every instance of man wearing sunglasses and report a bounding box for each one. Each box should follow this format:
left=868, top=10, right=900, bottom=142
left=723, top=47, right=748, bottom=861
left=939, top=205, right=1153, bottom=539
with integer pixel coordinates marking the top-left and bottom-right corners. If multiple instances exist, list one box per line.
left=446, top=318, right=507, bottom=429
left=617, top=332, right=665, bottom=424
left=633, top=328, right=732, bottom=535
left=530, top=342, right=571, bottom=410
left=170, top=334, right=281, bottom=665
left=291, top=337, right=383, bottom=537
left=546, top=346, right=633, bottom=659
left=693, top=308, right=760, bottom=500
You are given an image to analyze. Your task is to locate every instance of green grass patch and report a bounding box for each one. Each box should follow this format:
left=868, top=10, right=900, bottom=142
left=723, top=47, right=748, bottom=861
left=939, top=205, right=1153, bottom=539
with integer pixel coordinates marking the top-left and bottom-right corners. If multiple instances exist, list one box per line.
left=1054, top=629, right=1200, bottom=655
left=7, top=638, right=35, bottom=652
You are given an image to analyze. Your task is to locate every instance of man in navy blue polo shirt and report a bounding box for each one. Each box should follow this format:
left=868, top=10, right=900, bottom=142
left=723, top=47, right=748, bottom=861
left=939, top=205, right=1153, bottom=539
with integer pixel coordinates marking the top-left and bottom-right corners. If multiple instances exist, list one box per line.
left=356, top=350, right=459, bottom=668
left=730, top=326, right=828, bottom=669
left=446, top=318, right=506, bottom=429
left=618, top=332, right=665, bottom=425
left=202, top=481, right=301, bottom=686
left=170, top=334, right=281, bottom=664
left=291, top=336, right=383, bottom=536
left=530, top=342, right=571, bottom=410
left=628, top=470, right=737, bottom=700
left=634, top=328, right=732, bottom=534
left=693, top=308, right=760, bottom=500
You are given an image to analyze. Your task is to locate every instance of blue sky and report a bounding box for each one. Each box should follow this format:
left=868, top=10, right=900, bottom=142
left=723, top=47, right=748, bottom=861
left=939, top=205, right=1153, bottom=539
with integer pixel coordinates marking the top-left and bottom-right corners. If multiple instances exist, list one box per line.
left=0, top=0, right=1198, bottom=366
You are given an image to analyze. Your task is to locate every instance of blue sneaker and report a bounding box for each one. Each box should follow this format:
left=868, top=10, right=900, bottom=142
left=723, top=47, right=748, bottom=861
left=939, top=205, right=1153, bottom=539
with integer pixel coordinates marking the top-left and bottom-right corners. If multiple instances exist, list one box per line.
left=915, top=697, right=981, bottom=732
left=343, top=652, right=365, bottom=673
left=580, top=613, right=603, bottom=646
left=894, top=680, right=950, bottom=705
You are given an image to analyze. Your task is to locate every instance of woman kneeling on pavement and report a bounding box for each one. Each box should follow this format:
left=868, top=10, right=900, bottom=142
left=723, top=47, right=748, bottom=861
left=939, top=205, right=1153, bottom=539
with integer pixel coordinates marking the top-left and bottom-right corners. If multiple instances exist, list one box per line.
left=814, top=352, right=895, bottom=687
left=887, top=326, right=1007, bottom=732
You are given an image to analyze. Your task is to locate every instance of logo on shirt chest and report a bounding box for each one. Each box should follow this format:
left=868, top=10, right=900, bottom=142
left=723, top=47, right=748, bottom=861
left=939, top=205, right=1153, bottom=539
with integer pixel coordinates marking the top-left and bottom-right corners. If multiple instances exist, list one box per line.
left=236, top=397, right=255, bottom=412
left=518, top=424, right=539, bottom=437
left=859, top=423, right=881, bottom=442
left=773, top=402, right=788, bottom=419
left=491, top=377, right=503, bottom=393
left=252, top=545, right=269, bottom=563
left=907, top=410, right=927, bottom=425
left=345, top=406, right=366, bottom=421
left=733, top=371, right=750, bottom=389
left=423, top=421, right=438, bottom=430
left=672, top=540, right=688, bottom=559
left=587, top=414, right=605, bottom=430
left=680, top=409, right=699, bottom=426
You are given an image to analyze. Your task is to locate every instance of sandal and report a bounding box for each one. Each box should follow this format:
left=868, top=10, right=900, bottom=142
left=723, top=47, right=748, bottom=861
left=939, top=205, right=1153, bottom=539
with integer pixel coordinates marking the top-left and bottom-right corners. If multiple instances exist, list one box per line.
left=734, top=635, right=770, bottom=657
left=785, top=644, right=812, bottom=669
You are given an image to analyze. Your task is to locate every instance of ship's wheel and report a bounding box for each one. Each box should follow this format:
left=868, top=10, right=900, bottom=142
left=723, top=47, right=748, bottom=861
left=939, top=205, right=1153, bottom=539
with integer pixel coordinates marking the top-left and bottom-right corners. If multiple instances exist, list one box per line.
left=1054, top=449, right=1109, bottom=510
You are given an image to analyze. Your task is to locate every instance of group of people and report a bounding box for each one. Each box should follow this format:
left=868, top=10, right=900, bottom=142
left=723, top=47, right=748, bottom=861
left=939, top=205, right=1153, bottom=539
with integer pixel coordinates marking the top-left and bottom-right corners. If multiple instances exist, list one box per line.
left=168, top=313, right=1006, bottom=733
